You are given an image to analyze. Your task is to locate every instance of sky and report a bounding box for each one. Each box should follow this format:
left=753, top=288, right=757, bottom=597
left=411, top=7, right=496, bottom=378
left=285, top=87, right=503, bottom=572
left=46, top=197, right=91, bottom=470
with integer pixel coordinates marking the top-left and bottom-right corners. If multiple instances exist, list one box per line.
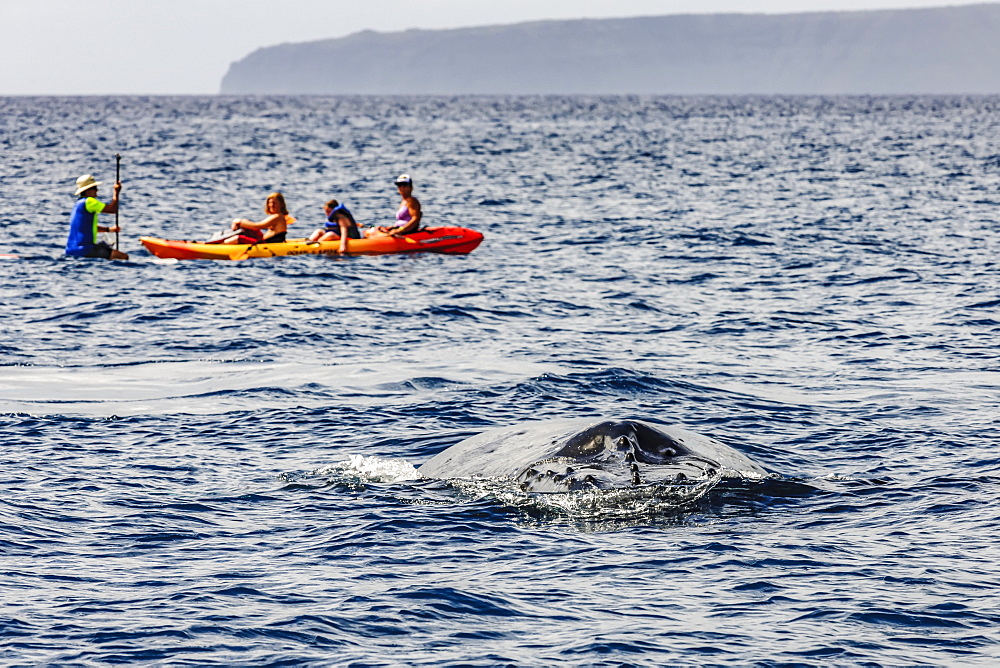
left=0, top=0, right=988, bottom=95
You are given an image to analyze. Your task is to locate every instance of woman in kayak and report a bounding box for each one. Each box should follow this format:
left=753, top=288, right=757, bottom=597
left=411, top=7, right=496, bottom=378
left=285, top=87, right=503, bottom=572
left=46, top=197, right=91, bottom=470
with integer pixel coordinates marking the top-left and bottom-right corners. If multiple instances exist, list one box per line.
left=367, top=174, right=421, bottom=237
left=308, top=199, right=362, bottom=253
left=212, top=192, right=294, bottom=244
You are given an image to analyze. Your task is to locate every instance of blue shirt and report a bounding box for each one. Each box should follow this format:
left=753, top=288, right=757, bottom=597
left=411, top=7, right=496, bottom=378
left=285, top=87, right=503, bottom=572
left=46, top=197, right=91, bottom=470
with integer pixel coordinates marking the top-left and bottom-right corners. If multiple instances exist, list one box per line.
left=65, top=197, right=105, bottom=256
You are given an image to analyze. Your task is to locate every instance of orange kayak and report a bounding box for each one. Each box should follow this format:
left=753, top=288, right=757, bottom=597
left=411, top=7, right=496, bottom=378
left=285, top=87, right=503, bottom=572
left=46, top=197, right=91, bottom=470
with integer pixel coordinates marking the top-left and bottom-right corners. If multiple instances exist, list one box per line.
left=140, top=226, right=484, bottom=261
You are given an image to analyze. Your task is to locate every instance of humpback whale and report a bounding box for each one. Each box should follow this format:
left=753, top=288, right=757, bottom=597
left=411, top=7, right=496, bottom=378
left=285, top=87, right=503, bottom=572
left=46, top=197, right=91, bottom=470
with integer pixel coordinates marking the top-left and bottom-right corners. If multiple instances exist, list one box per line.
left=418, top=418, right=767, bottom=493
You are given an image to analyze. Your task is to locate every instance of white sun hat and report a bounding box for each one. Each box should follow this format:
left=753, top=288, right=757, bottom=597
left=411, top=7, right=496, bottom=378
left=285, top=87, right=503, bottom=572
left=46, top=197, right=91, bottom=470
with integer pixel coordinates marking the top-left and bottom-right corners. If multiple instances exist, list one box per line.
left=74, top=174, right=102, bottom=196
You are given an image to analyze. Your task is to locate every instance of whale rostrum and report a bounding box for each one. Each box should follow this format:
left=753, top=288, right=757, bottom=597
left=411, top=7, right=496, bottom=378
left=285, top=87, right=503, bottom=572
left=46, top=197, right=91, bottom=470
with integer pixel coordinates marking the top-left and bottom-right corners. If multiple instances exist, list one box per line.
left=418, top=418, right=767, bottom=493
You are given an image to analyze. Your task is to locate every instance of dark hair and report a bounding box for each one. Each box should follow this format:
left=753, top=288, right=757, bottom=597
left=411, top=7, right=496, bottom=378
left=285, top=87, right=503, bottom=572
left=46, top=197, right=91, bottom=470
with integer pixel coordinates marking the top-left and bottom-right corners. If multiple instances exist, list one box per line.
left=325, top=199, right=339, bottom=209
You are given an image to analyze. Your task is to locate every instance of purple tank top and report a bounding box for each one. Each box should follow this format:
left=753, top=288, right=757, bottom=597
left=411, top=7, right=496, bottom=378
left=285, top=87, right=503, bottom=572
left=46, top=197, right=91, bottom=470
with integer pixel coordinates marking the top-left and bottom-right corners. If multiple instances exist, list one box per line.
left=396, top=204, right=412, bottom=223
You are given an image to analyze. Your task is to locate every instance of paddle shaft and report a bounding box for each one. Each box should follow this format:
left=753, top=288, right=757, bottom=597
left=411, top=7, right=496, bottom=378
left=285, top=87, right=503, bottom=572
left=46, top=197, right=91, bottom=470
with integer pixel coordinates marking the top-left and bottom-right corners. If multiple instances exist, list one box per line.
left=114, top=153, right=121, bottom=250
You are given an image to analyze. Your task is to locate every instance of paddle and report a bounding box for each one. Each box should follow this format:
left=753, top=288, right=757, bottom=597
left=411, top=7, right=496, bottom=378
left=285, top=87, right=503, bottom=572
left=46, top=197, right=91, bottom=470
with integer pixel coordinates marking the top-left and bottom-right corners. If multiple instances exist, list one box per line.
left=114, top=153, right=121, bottom=251
left=229, top=240, right=276, bottom=261
left=206, top=227, right=236, bottom=242
left=230, top=244, right=253, bottom=261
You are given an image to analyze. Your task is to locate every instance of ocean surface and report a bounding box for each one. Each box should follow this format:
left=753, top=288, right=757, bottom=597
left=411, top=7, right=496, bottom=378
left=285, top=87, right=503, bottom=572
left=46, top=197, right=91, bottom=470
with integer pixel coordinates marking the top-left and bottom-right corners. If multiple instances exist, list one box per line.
left=1, top=95, right=999, bottom=665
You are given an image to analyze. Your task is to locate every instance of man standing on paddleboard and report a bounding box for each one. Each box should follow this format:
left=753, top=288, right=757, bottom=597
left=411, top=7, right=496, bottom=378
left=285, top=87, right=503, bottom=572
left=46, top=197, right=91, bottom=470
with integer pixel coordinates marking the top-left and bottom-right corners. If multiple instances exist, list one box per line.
left=65, top=174, right=129, bottom=260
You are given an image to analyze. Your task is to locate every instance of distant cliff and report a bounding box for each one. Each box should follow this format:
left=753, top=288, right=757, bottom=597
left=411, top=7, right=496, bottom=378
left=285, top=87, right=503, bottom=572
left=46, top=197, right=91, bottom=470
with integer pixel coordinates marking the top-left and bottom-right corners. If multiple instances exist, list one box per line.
left=221, top=4, right=1000, bottom=95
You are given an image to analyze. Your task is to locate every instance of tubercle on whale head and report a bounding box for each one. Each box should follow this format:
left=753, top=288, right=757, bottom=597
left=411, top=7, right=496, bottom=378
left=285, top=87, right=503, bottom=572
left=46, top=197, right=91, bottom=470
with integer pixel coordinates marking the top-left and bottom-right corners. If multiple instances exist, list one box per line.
left=513, top=456, right=719, bottom=493
left=515, top=460, right=627, bottom=492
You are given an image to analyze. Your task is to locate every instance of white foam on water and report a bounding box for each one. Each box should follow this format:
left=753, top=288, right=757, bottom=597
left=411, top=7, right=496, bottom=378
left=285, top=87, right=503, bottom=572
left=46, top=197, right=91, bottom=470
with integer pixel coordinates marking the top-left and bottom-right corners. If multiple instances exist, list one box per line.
left=0, top=357, right=557, bottom=417
left=447, top=472, right=723, bottom=520
left=316, top=454, right=420, bottom=483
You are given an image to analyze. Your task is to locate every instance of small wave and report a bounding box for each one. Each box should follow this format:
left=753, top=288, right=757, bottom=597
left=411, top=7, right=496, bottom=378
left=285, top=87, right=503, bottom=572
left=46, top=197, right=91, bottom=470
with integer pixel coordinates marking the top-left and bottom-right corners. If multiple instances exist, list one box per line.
left=314, top=454, right=420, bottom=483
left=967, top=298, right=1000, bottom=309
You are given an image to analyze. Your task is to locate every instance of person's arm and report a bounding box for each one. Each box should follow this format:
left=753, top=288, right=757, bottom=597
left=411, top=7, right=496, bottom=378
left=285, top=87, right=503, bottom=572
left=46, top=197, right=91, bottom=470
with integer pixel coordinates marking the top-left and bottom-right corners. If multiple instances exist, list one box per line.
left=237, top=213, right=281, bottom=231
left=338, top=217, right=351, bottom=253
left=102, top=181, right=122, bottom=215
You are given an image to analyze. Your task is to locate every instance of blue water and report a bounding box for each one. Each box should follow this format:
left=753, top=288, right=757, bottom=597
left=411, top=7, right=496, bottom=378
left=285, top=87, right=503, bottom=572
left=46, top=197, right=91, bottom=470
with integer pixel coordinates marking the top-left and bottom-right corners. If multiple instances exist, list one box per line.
left=2, top=95, right=999, bottom=665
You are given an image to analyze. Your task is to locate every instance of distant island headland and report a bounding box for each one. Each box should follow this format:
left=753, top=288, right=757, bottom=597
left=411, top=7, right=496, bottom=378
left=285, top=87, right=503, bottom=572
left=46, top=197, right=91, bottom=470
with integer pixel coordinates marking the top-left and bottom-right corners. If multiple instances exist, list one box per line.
left=220, top=4, right=1000, bottom=95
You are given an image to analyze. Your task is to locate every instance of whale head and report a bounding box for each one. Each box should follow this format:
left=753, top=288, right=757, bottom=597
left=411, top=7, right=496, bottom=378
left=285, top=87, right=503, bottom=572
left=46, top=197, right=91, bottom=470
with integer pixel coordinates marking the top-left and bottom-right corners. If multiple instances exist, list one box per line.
left=418, top=418, right=766, bottom=493
left=512, top=420, right=721, bottom=492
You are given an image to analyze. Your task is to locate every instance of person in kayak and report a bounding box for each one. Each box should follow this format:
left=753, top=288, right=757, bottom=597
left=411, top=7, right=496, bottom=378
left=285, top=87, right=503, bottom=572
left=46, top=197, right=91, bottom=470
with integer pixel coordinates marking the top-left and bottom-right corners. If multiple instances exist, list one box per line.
left=307, top=199, right=362, bottom=253
left=65, top=174, right=129, bottom=260
left=211, top=192, right=294, bottom=244
left=367, top=174, right=421, bottom=237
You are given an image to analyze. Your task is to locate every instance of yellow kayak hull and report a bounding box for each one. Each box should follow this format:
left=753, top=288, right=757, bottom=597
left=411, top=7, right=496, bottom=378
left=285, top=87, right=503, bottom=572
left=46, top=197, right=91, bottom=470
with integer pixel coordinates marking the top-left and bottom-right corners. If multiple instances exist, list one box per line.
left=140, top=227, right=484, bottom=261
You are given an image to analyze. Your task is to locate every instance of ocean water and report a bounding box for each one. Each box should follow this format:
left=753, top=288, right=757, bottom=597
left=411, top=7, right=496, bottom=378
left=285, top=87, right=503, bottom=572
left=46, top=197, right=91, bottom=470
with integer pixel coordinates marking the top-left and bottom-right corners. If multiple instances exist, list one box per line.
left=1, top=95, right=999, bottom=665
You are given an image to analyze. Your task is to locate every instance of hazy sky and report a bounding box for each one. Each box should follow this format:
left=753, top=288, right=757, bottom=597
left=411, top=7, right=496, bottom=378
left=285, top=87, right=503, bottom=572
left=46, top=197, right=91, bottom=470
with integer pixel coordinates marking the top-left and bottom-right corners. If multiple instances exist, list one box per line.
left=1, top=0, right=985, bottom=94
